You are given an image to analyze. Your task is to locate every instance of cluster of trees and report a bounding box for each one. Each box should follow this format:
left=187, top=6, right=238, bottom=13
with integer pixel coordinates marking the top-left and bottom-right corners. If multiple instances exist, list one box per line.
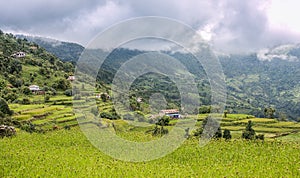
left=192, top=116, right=232, bottom=140
left=192, top=117, right=264, bottom=141
left=242, top=120, right=264, bottom=141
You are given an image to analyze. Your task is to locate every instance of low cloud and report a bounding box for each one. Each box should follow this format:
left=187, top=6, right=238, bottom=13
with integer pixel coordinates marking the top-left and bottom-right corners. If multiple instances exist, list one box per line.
left=1, top=0, right=300, bottom=52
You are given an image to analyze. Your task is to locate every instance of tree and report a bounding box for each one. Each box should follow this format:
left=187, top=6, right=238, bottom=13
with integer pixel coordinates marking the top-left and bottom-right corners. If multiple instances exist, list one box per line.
left=44, top=95, right=50, bottom=102
left=256, top=134, right=264, bottom=141
left=242, top=120, right=256, bottom=140
left=0, top=79, right=6, bottom=91
left=193, top=116, right=221, bottom=138
left=214, top=127, right=222, bottom=139
left=100, top=93, right=107, bottom=102
left=156, top=115, right=170, bottom=126
left=22, top=86, right=32, bottom=95
left=223, top=129, right=232, bottom=140
left=0, top=98, right=13, bottom=116
left=223, top=110, right=228, bottom=118
left=53, top=78, right=70, bottom=90
left=264, top=107, right=276, bottom=119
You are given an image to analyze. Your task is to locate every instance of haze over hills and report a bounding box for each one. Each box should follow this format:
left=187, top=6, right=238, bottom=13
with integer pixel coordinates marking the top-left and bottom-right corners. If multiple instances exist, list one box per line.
left=15, top=34, right=300, bottom=121
left=16, top=35, right=84, bottom=63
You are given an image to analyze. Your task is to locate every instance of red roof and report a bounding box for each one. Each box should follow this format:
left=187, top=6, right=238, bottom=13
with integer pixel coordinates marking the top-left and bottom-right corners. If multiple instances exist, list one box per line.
left=160, top=109, right=179, bottom=114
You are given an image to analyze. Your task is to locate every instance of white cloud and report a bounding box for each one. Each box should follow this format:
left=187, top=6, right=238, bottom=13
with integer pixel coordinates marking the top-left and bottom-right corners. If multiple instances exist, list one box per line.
left=1, top=0, right=300, bottom=52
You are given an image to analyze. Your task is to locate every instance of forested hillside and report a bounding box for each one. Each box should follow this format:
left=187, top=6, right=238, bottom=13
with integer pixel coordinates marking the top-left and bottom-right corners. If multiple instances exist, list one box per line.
left=16, top=35, right=84, bottom=63
left=0, top=30, right=74, bottom=104
left=17, top=35, right=300, bottom=121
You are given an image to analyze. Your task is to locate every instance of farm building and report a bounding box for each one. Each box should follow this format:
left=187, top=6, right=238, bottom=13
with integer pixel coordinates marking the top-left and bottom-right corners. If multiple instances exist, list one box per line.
left=11, top=51, right=26, bottom=58
left=28, top=85, right=45, bottom=95
left=29, top=85, right=40, bottom=91
left=67, top=76, right=75, bottom=81
left=159, top=109, right=180, bottom=118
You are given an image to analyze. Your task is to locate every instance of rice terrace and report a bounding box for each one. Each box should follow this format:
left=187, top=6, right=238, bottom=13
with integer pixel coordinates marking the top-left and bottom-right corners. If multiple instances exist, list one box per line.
left=1, top=1, right=300, bottom=177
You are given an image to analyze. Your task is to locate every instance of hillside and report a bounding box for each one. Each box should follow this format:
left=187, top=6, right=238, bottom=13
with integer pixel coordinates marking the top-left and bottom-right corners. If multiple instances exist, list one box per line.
left=78, top=48, right=300, bottom=121
left=14, top=34, right=300, bottom=121
left=16, top=34, right=84, bottom=63
left=0, top=30, right=74, bottom=108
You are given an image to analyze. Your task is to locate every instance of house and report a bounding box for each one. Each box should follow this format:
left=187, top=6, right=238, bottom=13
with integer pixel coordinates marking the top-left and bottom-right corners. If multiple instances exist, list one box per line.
left=96, top=93, right=110, bottom=100
left=29, top=85, right=40, bottom=92
left=159, top=109, right=180, bottom=118
left=67, top=76, right=75, bottom=81
left=11, top=51, right=26, bottom=58
left=136, top=97, right=142, bottom=103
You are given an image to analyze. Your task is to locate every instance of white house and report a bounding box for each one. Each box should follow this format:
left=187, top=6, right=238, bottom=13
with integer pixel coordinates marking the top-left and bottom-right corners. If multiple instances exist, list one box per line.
left=11, top=52, right=26, bottom=58
left=28, top=85, right=40, bottom=91
left=67, top=76, right=75, bottom=81
left=159, top=109, right=180, bottom=118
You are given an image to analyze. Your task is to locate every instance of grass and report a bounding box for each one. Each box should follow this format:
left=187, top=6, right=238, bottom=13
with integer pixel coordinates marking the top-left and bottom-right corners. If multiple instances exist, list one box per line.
left=10, top=104, right=45, bottom=112
left=276, top=132, right=300, bottom=142
left=3, top=98, right=300, bottom=177
left=0, top=127, right=299, bottom=177
left=234, top=118, right=277, bottom=124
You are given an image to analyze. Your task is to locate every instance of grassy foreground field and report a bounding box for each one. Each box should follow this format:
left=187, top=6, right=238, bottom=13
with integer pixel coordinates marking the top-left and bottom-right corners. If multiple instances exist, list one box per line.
left=1, top=127, right=299, bottom=177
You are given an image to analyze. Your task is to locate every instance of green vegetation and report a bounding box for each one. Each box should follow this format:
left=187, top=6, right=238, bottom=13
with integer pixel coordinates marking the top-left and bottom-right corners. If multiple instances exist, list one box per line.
left=0, top=30, right=299, bottom=177
left=0, top=127, right=299, bottom=177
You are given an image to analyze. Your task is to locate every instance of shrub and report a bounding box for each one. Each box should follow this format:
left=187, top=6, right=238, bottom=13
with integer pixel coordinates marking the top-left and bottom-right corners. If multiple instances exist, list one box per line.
left=0, top=98, right=13, bottom=115
left=242, top=120, right=256, bottom=140
left=223, top=129, right=232, bottom=140
left=214, top=127, right=222, bottom=139
left=21, top=98, right=31, bottom=105
left=100, top=112, right=117, bottom=120
left=152, top=125, right=168, bottom=136
left=64, top=89, right=73, bottom=96
left=0, top=125, right=16, bottom=138
left=21, top=122, right=36, bottom=133
left=156, top=115, right=170, bottom=126
left=256, top=134, right=264, bottom=141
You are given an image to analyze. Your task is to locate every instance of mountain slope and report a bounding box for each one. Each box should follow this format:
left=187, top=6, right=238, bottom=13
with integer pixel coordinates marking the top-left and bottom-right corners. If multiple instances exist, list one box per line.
left=16, top=35, right=84, bottom=62
left=0, top=30, right=74, bottom=102
left=16, top=34, right=300, bottom=121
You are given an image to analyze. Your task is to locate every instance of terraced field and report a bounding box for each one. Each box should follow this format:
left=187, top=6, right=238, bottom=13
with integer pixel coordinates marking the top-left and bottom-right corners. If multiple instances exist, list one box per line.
left=8, top=94, right=300, bottom=140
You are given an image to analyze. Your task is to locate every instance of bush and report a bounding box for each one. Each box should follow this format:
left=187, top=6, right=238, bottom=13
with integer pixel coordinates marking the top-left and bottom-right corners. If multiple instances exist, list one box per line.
left=0, top=125, right=16, bottom=138
left=64, top=89, right=73, bottom=96
left=0, top=98, right=13, bottom=115
left=44, top=95, right=50, bottom=102
left=21, top=98, right=31, bottom=105
left=100, top=112, right=119, bottom=120
left=200, top=116, right=222, bottom=139
left=22, top=86, right=32, bottom=95
left=156, top=115, right=170, bottom=126
left=214, top=127, right=222, bottom=139
left=151, top=125, right=168, bottom=136
left=242, top=120, right=256, bottom=140
left=20, top=122, right=36, bottom=133
left=256, top=134, right=264, bottom=141
left=193, top=127, right=203, bottom=137
left=223, top=129, right=232, bottom=140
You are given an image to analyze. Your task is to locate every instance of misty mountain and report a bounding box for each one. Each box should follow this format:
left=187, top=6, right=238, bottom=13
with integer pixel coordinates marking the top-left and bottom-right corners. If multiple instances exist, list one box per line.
left=16, top=35, right=84, bottom=62
left=17, top=35, right=300, bottom=120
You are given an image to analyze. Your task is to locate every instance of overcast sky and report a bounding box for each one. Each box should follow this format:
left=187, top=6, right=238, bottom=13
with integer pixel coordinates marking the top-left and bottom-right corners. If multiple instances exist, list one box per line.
left=1, top=0, right=300, bottom=52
